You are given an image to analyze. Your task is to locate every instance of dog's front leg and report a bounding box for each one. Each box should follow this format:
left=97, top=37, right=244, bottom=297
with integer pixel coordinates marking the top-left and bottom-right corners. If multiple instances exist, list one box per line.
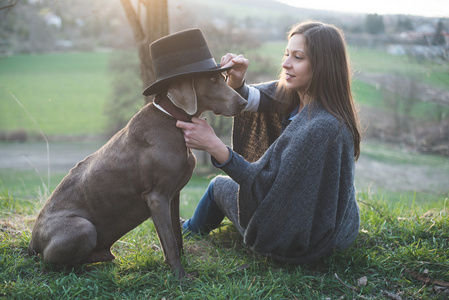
left=170, top=192, right=183, bottom=255
left=142, top=191, right=186, bottom=279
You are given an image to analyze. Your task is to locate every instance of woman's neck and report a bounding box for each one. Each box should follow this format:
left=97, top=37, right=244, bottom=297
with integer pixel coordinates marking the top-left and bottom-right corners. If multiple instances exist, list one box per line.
left=298, top=92, right=311, bottom=113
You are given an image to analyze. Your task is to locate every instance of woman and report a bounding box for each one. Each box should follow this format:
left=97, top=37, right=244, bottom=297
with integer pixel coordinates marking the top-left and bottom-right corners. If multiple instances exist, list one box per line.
left=176, top=21, right=362, bottom=264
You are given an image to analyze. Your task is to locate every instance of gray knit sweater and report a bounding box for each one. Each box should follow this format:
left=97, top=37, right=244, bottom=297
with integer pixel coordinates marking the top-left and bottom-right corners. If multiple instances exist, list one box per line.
left=217, top=87, right=360, bottom=264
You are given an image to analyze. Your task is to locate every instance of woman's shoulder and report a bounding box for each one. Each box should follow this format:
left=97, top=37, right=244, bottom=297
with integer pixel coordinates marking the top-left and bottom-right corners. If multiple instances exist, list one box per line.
left=304, top=103, right=339, bottom=125
left=296, top=103, right=352, bottom=141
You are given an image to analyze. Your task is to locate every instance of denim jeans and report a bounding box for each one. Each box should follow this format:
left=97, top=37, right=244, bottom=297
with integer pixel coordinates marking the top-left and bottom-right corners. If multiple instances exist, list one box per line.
left=182, top=178, right=225, bottom=235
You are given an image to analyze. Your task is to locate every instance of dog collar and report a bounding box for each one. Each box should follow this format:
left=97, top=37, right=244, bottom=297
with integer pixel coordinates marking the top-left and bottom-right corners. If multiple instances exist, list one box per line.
left=153, top=95, right=193, bottom=122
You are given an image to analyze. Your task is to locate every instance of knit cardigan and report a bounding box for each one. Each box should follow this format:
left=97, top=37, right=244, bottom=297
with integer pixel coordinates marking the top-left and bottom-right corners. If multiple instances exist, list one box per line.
left=218, top=82, right=360, bottom=264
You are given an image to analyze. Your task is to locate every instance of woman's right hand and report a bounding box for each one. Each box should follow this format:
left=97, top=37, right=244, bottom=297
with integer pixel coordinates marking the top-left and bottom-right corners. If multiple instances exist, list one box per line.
left=221, top=53, right=249, bottom=90
left=176, top=118, right=230, bottom=164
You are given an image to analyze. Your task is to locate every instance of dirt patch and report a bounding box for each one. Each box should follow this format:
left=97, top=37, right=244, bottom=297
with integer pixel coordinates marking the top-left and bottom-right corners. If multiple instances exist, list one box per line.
left=0, top=140, right=105, bottom=174
left=355, top=154, right=448, bottom=195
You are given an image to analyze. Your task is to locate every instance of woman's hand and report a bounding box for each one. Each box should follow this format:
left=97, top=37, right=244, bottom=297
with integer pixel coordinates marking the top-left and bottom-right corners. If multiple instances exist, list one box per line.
left=176, top=118, right=230, bottom=164
left=221, top=53, right=249, bottom=90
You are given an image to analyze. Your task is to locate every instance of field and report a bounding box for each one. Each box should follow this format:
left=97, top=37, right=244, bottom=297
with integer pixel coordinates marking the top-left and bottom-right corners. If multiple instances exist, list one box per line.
left=1, top=182, right=448, bottom=298
left=1, top=48, right=449, bottom=298
left=0, top=52, right=112, bottom=136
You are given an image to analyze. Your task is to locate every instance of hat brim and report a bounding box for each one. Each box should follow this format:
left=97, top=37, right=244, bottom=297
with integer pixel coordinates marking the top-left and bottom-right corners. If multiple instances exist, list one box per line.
left=142, top=64, right=232, bottom=96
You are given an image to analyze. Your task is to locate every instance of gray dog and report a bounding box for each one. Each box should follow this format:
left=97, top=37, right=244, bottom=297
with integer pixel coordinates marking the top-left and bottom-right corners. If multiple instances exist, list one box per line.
left=28, top=29, right=246, bottom=278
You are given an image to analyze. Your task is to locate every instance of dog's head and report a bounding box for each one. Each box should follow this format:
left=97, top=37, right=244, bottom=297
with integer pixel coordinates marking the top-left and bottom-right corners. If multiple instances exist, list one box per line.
left=166, top=73, right=247, bottom=117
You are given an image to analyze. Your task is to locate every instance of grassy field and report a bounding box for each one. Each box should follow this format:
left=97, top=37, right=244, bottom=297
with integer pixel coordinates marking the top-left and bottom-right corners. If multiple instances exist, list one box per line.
left=0, top=52, right=112, bottom=136
left=1, top=184, right=448, bottom=299
left=349, top=47, right=449, bottom=89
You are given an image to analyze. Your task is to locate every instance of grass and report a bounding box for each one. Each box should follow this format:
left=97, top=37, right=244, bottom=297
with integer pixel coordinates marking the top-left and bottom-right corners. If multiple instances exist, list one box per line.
left=352, top=79, right=449, bottom=121
left=348, top=47, right=449, bottom=89
left=0, top=145, right=448, bottom=298
left=361, top=142, right=449, bottom=168
left=1, top=184, right=448, bottom=299
left=0, top=52, right=112, bottom=136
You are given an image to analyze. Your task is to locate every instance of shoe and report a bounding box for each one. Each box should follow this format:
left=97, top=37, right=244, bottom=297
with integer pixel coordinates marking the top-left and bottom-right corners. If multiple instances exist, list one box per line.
left=180, top=217, right=186, bottom=227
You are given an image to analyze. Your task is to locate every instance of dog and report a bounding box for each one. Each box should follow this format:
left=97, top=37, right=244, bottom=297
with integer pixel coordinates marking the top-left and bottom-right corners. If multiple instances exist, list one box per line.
left=28, top=73, right=246, bottom=278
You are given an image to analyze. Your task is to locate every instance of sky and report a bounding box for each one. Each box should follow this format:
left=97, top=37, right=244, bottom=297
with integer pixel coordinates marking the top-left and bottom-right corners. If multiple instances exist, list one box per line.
left=277, top=0, right=449, bottom=18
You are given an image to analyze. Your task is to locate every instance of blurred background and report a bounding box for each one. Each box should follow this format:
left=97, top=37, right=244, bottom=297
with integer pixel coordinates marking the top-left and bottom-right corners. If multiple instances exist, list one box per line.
left=0, top=0, right=448, bottom=207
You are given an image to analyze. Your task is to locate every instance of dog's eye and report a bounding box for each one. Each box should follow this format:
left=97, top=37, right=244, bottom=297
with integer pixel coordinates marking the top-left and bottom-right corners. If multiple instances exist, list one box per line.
left=210, top=77, right=217, bottom=83
left=221, top=73, right=227, bottom=81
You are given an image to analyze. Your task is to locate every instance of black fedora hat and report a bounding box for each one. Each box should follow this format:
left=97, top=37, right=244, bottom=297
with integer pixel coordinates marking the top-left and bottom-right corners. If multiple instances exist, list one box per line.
left=143, top=28, right=231, bottom=96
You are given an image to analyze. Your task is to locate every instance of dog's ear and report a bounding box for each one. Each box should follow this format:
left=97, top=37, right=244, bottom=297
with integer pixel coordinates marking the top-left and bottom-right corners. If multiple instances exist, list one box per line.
left=167, top=78, right=197, bottom=115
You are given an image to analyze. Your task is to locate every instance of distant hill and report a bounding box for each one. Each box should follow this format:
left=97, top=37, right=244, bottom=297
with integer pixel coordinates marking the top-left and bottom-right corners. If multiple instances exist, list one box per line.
left=171, top=0, right=362, bottom=20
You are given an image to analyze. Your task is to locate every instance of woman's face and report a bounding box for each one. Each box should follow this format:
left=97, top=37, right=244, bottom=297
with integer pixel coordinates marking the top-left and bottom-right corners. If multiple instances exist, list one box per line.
left=282, top=34, right=311, bottom=95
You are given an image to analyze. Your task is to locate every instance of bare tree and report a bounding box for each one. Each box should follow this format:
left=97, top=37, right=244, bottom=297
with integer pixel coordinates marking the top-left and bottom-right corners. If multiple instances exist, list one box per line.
left=0, top=0, right=18, bottom=11
left=120, top=0, right=168, bottom=104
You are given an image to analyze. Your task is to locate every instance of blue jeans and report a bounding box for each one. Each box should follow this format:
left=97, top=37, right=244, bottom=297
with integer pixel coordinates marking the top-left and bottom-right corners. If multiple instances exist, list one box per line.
left=182, top=178, right=225, bottom=235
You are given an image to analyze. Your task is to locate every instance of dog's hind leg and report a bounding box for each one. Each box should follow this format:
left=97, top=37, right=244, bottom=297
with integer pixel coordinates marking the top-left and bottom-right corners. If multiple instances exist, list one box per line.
left=143, top=191, right=186, bottom=279
left=40, top=216, right=97, bottom=266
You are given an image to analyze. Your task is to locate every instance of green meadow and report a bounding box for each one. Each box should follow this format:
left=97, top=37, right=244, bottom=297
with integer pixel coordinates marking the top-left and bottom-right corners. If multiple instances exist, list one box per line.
left=1, top=183, right=448, bottom=299
left=0, top=52, right=112, bottom=136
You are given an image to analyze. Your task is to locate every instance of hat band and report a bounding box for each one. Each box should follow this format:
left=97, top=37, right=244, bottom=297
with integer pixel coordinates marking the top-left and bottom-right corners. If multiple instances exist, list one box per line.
left=159, top=58, right=219, bottom=79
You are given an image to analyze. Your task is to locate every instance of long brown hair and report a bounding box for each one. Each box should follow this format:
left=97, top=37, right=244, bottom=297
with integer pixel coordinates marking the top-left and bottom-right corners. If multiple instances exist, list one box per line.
left=276, top=21, right=361, bottom=160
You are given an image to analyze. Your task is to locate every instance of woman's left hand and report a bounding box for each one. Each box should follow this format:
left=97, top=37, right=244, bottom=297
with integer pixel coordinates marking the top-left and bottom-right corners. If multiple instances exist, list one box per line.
left=176, top=118, right=230, bottom=164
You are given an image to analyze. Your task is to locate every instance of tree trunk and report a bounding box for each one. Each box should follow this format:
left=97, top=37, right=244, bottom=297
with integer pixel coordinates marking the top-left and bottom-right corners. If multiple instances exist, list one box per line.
left=120, top=0, right=169, bottom=104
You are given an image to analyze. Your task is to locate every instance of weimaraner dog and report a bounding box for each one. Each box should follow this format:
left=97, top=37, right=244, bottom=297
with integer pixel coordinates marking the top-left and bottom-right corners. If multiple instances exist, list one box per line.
left=28, top=74, right=246, bottom=278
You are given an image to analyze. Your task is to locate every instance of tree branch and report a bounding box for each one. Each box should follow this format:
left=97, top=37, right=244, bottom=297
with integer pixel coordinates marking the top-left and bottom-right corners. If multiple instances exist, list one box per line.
left=120, top=0, right=145, bottom=43
left=0, top=0, right=19, bottom=12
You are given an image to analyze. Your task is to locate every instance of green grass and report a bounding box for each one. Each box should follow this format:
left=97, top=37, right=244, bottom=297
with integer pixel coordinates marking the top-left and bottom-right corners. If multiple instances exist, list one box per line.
left=1, top=185, right=448, bottom=299
left=349, top=47, right=449, bottom=89
left=362, top=142, right=449, bottom=168
left=352, top=79, right=449, bottom=121
left=0, top=169, right=62, bottom=200
left=0, top=52, right=112, bottom=136
left=0, top=140, right=447, bottom=298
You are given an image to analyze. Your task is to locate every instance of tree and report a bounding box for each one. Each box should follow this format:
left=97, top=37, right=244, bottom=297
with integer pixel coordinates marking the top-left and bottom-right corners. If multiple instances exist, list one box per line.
left=120, top=0, right=169, bottom=104
left=432, top=19, right=446, bottom=46
left=396, top=17, right=413, bottom=32
left=0, top=0, right=18, bottom=11
left=365, top=14, right=384, bottom=35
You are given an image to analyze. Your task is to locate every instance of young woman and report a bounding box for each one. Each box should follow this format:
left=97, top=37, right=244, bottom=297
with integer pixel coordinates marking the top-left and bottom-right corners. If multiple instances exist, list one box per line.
left=176, top=21, right=362, bottom=264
